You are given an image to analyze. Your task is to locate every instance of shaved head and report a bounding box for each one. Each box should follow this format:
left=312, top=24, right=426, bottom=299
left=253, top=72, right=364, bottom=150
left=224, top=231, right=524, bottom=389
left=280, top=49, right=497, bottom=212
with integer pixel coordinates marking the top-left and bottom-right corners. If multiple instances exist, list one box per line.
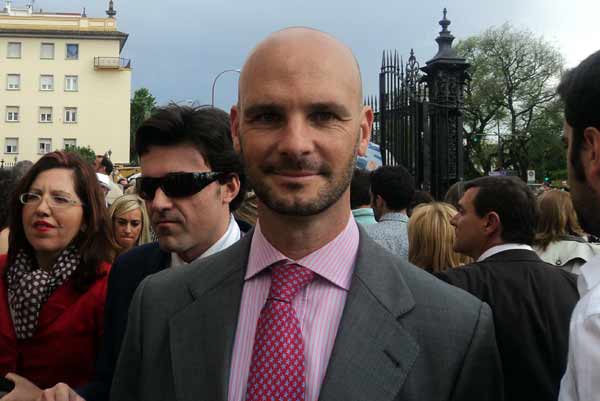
left=238, top=27, right=363, bottom=110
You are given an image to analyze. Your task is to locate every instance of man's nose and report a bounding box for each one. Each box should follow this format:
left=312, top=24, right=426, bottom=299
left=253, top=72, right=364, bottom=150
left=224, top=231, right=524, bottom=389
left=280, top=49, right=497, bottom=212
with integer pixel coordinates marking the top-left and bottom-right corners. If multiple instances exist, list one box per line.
left=277, top=116, right=315, bottom=156
left=149, top=187, right=173, bottom=211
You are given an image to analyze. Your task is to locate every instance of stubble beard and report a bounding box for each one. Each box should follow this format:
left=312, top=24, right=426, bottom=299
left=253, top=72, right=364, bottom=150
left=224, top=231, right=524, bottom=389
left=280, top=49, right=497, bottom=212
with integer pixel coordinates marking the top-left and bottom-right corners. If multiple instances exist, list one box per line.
left=571, top=178, right=600, bottom=237
left=240, top=141, right=358, bottom=217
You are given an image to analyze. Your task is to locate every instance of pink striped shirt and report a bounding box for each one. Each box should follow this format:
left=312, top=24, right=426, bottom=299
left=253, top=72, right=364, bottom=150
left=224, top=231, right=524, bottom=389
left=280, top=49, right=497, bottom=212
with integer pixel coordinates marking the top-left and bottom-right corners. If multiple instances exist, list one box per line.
left=227, top=216, right=359, bottom=401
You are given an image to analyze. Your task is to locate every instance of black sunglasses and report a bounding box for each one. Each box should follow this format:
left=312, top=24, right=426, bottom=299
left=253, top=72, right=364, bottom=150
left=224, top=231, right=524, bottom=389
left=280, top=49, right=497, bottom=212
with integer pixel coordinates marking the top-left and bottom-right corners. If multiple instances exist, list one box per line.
left=136, top=171, right=225, bottom=200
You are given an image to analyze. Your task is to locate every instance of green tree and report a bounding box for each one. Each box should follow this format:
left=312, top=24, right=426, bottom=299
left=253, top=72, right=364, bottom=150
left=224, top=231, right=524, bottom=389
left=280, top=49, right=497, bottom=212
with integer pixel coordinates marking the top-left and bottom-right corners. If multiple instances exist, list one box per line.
left=64, top=145, right=96, bottom=164
left=456, top=24, right=564, bottom=179
left=130, top=88, right=156, bottom=164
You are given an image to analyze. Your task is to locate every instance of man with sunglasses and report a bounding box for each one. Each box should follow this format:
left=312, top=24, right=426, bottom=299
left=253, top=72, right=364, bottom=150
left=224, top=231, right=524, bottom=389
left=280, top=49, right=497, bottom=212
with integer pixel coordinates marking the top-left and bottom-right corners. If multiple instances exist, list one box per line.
left=110, top=28, right=502, bottom=401
left=40, top=105, right=246, bottom=401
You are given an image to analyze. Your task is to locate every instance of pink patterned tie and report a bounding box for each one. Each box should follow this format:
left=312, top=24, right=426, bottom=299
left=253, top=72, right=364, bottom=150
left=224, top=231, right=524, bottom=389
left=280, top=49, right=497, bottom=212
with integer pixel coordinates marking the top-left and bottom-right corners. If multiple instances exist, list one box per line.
left=245, top=263, right=315, bottom=401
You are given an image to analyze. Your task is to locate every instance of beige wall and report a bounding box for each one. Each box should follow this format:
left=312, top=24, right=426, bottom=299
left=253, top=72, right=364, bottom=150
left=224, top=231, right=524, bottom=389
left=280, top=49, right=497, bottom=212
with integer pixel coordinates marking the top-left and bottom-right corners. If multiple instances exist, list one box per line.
left=0, top=36, right=131, bottom=164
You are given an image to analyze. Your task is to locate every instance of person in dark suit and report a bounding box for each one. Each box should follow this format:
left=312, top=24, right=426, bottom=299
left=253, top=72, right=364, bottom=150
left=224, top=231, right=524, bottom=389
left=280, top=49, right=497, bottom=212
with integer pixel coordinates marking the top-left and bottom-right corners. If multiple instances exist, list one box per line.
left=39, top=106, right=247, bottom=401
left=436, top=176, right=579, bottom=401
left=109, top=27, right=504, bottom=401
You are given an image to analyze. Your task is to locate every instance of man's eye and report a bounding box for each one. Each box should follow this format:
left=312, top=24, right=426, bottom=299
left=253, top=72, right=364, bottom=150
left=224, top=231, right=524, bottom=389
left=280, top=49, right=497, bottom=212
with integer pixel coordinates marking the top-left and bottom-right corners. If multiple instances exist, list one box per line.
left=251, top=113, right=280, bottom=124
left=311, top=111, right=337, bottom=123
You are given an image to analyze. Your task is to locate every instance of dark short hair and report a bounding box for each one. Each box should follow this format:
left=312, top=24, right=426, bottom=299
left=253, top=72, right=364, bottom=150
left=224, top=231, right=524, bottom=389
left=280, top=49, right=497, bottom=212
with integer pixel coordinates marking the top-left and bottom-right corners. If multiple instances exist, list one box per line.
left=135, top=104, right=246, bottom=210
left=464, top=176, right=538, bottom=245
left=7, top=151, right=113, bottom=292
left=100, top=156, right=114, bottom=175
left=408, top=190, right=434, bottom=217
left=350, top=168, right=372, bottom=209
left=444, top=180, right=466, bottom=210
left=557, top=49, right=600, bottom=181
left=370, top=165, right=415, bottom=211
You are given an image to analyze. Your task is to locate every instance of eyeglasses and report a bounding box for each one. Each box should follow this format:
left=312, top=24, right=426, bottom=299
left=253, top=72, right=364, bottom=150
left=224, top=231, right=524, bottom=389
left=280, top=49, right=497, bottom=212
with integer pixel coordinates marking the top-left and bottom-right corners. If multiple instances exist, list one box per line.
left=19, top=192, right=83, bottom=208
left=136, top=171, right=225, bottom=200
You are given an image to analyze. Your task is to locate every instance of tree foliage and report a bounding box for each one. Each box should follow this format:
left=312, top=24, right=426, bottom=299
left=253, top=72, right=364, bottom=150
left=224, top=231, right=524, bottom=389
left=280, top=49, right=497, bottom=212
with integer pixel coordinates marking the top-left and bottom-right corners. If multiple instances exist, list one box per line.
left=130, top=88, right=156, bottom=164
left=456, top=23, right=565, bottom=179
left=64, top=145, right=96, bottom=164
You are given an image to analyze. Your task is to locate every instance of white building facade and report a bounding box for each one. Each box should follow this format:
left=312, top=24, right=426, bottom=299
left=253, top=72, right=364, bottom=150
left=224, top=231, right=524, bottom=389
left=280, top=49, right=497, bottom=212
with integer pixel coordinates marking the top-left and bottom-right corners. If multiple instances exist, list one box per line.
left=0, top=0, right=131, bottom=164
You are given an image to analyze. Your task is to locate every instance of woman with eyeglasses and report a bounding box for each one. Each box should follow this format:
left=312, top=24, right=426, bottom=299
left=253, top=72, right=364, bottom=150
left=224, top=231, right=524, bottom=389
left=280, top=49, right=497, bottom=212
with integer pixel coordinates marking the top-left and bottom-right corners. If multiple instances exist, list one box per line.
left=0, top=151, right=114, bottom=400
left=108, top=194, right=152, bottom=257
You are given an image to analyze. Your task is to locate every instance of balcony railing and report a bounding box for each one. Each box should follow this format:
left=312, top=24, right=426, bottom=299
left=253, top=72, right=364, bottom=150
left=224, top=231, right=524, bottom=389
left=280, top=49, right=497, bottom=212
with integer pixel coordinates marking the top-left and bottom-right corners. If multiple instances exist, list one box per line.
left=94, top=57, right=132, bottom=70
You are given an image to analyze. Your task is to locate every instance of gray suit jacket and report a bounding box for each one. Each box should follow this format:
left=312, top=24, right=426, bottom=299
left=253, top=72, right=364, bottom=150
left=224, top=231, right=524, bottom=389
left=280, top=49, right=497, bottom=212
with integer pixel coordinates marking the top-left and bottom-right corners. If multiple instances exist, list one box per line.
left=363, top=212, right=409, bottom=257
left=111, top=228, right=503, bottom=401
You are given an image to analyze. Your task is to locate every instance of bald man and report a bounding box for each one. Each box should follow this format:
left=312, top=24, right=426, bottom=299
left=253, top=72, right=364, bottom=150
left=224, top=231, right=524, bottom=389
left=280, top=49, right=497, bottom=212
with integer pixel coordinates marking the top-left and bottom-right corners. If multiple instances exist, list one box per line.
left=110, top=28, right=503, bottom=401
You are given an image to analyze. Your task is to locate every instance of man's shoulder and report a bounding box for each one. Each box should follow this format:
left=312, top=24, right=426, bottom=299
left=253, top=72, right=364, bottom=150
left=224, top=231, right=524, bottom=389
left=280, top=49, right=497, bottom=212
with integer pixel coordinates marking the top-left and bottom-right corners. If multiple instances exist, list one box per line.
left=138, top=235, right=250, bottom=302
left=111, top=243, right=167, bottom=274
left=358, top=234, right=485, bottom=319
left=363, top=216, right=408, bottom=237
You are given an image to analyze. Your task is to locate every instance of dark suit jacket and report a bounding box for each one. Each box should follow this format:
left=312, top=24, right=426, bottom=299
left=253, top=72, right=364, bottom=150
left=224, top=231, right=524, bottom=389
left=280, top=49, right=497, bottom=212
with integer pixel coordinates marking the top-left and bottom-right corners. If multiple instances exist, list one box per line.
left=436, top=249, right=579, bottom=401
left=77, top=243, right=170, bottom=401
left=0, top=255, right=110, bottom=389
left=111, top=228, right=504, bottom=401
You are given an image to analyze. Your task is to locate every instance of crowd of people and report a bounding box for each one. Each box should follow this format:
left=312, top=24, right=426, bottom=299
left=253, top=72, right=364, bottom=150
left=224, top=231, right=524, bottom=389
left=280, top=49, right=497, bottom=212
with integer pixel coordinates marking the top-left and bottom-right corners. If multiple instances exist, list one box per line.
left=0, top=27, right=598, bottom=401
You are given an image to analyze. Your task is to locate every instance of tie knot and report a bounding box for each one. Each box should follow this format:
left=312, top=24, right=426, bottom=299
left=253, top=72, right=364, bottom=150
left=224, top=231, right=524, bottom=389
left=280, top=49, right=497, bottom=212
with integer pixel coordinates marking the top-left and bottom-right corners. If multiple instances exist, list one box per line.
left=268, top=263, right=314, bottom=303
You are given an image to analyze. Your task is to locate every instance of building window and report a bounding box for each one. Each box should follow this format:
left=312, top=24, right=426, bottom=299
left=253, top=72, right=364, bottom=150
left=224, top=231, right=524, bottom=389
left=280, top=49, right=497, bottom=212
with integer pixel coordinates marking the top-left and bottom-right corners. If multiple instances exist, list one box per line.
left=7, top=74, right=20, bottom=90
left=6, top=106, right=19, bottom=122
left=63, top=138, right=77, bottom=149
left=5, top=138, right=18, bottom=154
left=64, top=107, right=77, bottom=123
left=40, top=43, right=55, bottom=59
left=7, top=42, right=21, bottom=58
left=39, top=107, right=53, bottom=123
left=65, top=75, right=78, bottom=91
left=38, top=138, right=52, bottom=154
left=66, top=43, right=79, bottom=60
left=40, top=75, right=54, bottom=91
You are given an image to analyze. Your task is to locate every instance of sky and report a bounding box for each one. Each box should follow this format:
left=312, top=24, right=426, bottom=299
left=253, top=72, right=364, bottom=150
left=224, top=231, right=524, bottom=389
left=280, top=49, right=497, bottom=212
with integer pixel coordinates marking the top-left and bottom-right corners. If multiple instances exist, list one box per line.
left=34, top=0, right=600, bottom=110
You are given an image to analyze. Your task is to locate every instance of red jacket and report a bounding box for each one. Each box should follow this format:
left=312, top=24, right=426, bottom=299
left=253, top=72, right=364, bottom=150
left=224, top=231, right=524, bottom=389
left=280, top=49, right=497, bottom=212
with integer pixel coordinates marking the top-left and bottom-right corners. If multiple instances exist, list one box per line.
left=0, top=254, right=110, bottom=389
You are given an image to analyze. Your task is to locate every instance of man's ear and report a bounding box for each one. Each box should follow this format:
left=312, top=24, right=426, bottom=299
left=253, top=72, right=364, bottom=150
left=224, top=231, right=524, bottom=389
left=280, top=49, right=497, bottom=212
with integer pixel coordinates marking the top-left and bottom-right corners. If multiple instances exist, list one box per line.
left=583, top=127, right=600, bottom=179
left=374, top=194, right=385, bottom=210
left=357, top=105, right=374, bottom=157
left=220, top=174, right=241, bottom=206
left=230, top=105, right=241, bottom=154
left=484, top=211, right=502, bottom=237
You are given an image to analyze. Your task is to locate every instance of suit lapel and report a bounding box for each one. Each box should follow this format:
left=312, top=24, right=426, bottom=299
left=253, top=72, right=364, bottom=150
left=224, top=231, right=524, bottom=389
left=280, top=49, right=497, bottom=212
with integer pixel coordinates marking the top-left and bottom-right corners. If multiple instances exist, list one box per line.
left=169, top=233, right=252, bottom=401
left=319, top=231, right=419, bottom=401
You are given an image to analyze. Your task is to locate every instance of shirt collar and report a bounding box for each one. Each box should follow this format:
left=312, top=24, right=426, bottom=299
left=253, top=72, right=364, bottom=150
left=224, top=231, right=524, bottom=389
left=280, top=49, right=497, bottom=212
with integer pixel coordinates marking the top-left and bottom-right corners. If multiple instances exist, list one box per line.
left=379, top=212, right=409, bottom=223
left=578, top=253, right=600, bottom=296
left=170, top=214, right=241, bottom=268
left=477, top=243, right=534, bottom=262
left=246, top=215, right=360, bottom=290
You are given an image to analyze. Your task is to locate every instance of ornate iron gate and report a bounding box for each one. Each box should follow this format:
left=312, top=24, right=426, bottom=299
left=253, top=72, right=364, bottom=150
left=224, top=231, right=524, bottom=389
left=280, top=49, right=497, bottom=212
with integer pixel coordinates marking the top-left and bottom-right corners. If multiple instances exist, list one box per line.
left=366, top=9, right=470, bottom=199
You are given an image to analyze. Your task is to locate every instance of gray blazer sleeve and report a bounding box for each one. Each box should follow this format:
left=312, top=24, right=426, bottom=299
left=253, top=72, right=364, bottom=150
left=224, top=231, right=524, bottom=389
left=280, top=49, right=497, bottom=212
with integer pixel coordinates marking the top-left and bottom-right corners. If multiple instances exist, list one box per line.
left=451, top=302, right=504, bottom=401
left=109, top=276, right=147, bottom=401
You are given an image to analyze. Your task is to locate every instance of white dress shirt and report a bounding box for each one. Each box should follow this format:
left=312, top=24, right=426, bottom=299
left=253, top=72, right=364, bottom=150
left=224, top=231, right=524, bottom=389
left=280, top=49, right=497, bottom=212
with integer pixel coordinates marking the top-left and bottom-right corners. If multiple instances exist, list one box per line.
left=170, top=214, right=241, bottom=268
left=477, top=243, right=534, bottom=262
left=558, top=254, right=600, bottom=401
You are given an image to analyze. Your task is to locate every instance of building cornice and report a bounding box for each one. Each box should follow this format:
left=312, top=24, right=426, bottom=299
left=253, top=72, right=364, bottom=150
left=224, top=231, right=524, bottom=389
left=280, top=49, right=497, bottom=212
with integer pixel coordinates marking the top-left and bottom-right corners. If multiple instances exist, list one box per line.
left=0, top=28, right=128, bottom=50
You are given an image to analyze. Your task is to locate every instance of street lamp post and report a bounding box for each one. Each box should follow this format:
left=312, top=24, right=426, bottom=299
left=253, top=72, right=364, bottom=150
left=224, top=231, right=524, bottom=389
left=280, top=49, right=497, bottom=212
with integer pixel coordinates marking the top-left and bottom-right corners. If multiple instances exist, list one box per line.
left=211, top=69, right=240, bottom=107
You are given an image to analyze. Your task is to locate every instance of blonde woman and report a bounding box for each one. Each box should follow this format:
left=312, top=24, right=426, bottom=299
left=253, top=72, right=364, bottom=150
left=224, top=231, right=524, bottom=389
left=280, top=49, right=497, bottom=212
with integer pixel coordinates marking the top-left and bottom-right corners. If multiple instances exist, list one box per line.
left=534, top=190, right=599, bottom=274
left=408, top=202, right=471, bottom=273
left=108, top=194, right=152, bottom=257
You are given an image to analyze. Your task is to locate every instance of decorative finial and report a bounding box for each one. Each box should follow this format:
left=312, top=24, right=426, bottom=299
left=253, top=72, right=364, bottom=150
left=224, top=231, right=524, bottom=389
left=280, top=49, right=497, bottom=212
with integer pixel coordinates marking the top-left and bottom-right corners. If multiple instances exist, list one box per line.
left=439, top=8, right=451, bottom=33
left=82, top=7, right=86, bottom=17
left=106, top=0, right=116, bottom=18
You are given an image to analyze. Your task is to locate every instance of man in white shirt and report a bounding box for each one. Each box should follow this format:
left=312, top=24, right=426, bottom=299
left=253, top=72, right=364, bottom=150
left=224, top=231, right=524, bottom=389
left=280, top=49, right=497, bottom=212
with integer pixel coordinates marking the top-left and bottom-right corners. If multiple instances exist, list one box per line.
left=436, top=176, right=579, bottom=401
left=557, top=49, right=600, bottom=401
